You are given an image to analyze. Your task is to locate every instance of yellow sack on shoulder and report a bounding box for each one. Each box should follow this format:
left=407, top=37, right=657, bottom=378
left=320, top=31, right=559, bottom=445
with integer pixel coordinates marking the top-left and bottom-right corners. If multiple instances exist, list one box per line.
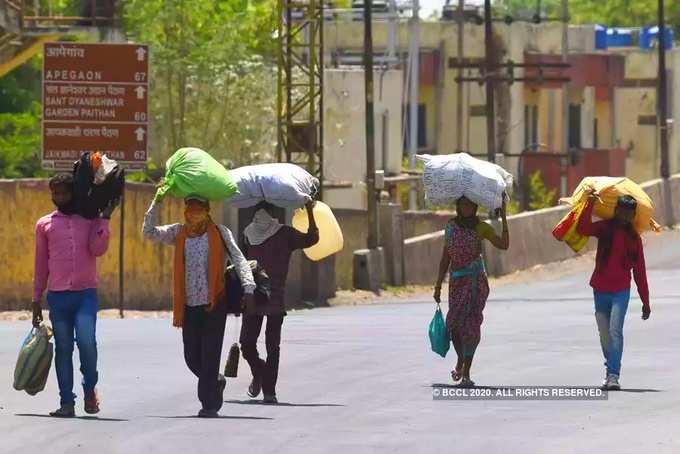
left=560, top=177, right=661, bottom=234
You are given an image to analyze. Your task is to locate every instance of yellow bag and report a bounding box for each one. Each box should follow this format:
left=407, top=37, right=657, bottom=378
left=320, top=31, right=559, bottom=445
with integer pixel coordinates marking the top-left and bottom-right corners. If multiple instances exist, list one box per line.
left=560, top=177, right=661, bottom=234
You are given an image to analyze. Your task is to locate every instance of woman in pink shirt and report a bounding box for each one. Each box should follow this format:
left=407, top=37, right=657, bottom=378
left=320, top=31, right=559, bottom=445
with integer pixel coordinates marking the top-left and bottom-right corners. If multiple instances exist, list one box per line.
left=577, top=192, right=651, bottom=391
left=32, top=174, right=118, bottom=417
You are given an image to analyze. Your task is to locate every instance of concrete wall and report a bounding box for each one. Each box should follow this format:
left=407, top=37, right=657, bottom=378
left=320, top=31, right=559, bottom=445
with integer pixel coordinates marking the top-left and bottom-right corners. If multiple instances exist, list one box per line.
left=401, top=174, right=680, bottom=285
left=0, top=179, right=222, bottom=311
left=638, top=178, right=680, bottom=228
left=401, top=206, right=588, bottom=285
left=672, top=175, right=680, bottom=224
left=333, top=209, right=368, bottom=289
left=403, top=210, right=452, bottom=239
left=403, top=231, right=444, bottom=286
left=0, top=178, right=339, bottom=311
left=671, top=48, right=680, bottom=175
left=482, top=206, right=594, bottom=278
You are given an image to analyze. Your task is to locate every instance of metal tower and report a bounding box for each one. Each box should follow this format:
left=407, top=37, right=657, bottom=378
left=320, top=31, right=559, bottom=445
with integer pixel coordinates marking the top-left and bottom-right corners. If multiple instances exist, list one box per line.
left=277, top=0, right=324, bottom=193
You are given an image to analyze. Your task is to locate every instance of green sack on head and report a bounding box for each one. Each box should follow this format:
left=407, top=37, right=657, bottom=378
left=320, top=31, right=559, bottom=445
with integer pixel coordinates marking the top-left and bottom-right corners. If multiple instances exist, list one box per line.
left=14, top=324, right=54, bottom=395
left=429, top=306, right=450, bottom=358
left=155, top=147, right=239, bottom=202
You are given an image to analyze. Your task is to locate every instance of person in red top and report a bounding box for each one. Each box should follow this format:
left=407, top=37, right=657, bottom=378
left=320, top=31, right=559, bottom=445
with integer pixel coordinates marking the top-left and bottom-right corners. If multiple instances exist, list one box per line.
left=577, top=192, right=651, bottom=391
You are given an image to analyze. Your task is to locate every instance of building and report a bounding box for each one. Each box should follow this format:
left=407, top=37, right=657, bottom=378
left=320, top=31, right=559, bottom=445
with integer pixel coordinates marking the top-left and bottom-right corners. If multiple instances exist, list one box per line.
left=322, top=18, right=680, bottom=203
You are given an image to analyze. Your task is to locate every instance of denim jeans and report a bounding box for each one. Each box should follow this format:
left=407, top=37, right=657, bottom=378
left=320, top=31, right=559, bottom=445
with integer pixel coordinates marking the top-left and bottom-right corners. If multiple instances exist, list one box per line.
left=47, top=289, right=99, bottom=406
left=594, top=289, right=630, bottom=377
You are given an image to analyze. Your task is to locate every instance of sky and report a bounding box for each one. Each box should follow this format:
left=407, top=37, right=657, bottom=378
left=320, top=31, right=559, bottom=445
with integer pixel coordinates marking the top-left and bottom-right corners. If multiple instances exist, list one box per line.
left=418, top=0, right=484, bottom=20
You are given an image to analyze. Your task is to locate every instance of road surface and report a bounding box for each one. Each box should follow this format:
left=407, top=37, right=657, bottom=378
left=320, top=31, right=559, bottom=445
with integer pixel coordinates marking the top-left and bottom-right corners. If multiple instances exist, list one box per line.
left=1, top=231, right=679, bottom=453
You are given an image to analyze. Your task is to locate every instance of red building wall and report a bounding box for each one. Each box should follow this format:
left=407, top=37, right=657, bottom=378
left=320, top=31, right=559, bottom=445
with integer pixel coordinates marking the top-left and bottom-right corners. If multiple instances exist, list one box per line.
left=521, top=149, right=627, bottom=196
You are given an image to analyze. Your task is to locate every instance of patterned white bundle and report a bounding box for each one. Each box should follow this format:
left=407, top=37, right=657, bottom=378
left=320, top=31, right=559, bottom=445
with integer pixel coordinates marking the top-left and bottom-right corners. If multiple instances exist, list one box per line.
left=417, top=153, right=513, bottom=210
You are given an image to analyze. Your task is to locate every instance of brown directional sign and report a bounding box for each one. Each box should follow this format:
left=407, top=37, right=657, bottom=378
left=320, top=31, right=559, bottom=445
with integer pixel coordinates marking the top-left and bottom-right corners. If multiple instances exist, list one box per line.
left=42, top=42, right=149, bottom=170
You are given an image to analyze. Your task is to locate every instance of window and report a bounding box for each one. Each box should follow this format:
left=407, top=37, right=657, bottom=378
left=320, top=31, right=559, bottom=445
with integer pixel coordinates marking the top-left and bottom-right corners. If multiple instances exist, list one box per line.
left=524, top=104, right=538, bottom=150
left=568, top=104, right=582, bottom=149
left=404, top=104, right=427, bottom=150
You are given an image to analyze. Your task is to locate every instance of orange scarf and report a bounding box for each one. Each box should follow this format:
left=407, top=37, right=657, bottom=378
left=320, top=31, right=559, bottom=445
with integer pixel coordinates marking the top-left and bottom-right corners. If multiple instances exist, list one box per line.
left=173, top=221, right=225, bottom=327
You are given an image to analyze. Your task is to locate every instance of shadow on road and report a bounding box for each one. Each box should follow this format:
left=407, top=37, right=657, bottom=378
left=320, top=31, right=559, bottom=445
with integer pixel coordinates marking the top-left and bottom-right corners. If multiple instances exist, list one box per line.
left=15, top=413, right=128, bottom=422
left=225, top=399, right=345, bottom=408
left=614, top=389, right=662, bottom=393
left=149, top=415, right=273, bottom=420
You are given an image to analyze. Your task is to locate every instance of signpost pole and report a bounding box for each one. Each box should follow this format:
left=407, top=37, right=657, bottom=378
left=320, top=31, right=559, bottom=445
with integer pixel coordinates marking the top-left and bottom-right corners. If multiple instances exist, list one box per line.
left=118, top=170, right=125, bottom=319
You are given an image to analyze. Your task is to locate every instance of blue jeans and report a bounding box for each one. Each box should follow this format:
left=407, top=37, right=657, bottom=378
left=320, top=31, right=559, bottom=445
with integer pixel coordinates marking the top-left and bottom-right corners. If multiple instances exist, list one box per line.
left=594, top=289, right=630, bottom=377
left=47, top=289, right=99, bottom=406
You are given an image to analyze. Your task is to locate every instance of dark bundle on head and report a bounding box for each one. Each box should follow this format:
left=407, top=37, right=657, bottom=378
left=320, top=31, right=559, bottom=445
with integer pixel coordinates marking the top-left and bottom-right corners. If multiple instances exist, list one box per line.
left=616, top=195, right=637, bottom=212
left=49, top=173, right=74, bottom=190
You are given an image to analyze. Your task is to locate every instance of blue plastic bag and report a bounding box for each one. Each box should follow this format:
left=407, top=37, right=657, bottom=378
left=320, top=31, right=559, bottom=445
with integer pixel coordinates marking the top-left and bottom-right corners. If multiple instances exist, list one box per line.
left=429, top=305, right=450, bottom=358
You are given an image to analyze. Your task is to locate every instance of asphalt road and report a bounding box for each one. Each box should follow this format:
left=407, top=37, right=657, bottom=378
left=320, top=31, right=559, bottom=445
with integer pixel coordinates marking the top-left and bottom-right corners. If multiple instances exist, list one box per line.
left=1, top=231, right=679, bottom=453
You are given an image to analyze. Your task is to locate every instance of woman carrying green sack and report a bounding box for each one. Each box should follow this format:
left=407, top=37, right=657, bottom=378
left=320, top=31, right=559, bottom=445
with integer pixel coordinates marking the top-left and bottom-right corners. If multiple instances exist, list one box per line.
left=433, top=196, right=510, bottom=388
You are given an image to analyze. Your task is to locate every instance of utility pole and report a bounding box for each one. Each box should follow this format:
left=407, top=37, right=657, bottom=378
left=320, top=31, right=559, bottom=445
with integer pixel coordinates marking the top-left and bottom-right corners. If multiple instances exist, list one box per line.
left=455, top=0, right=465, bottom=152
left=387, top=0, right=397, bottom=64
left=364, top=0, right=378, bottom=249
left=483, top=0, right=496, bottom=163
left=657, top=0, right=675, bottom=227
left=407, top=0, right=420, bottom=210
left=560, top=0, right=569, bottom=197
left=658, top=0, right=670, bottom=179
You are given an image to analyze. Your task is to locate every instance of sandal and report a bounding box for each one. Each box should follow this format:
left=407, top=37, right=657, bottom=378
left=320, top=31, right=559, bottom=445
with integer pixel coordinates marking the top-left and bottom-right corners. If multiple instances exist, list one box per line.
left=49, top=405, right=75, bottom=418
left=458, top=378, right=476, bottom=388
left=451, top=369, right=463, bottom=382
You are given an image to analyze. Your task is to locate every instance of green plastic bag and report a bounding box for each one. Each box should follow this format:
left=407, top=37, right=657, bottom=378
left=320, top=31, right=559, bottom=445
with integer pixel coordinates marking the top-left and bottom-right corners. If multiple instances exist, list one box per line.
left=14, top=324, right=54, bottom=395
left=429, top=305, right=450, bottom=358
left=155, top=148, right=239, bottom=201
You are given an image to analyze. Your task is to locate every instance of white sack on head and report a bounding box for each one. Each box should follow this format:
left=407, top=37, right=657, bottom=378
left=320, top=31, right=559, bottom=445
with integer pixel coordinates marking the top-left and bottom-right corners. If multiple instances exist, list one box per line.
left=417, top=153, right=513, bottom=210
left=229, top=163, right=319, bottom=209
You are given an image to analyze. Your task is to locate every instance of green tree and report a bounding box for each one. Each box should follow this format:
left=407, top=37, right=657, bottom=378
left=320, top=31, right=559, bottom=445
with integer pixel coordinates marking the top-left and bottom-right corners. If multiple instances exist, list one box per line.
left=0, top=56, right=45, bottom=178
left=527, top=170, right=556, bottom=211
left=123, top=0, right=279, bottom=170
left=494, top=0, right=680, bottom=33
left=0, top=58, right=42, bottom=113
left=495, top=0, right=562, bottom=18
left=569, top=0, right=680, bottom=32
left=0, top=103, right=47, bottom=178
